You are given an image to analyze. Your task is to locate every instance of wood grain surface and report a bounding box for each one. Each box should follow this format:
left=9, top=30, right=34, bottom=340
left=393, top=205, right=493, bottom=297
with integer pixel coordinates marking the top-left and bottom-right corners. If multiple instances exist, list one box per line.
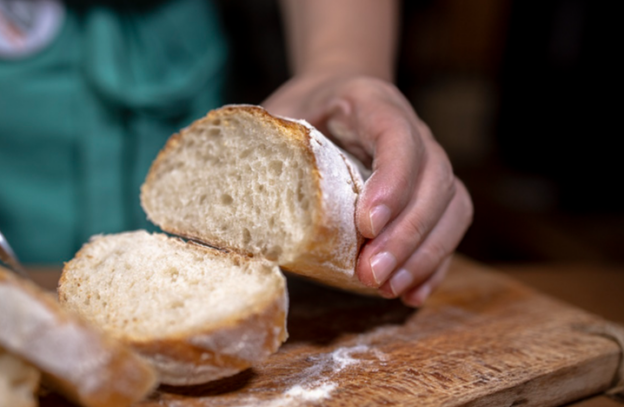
left=34, top=257, right=622, bottom=407
left=497, top=263, right=624, bottom=325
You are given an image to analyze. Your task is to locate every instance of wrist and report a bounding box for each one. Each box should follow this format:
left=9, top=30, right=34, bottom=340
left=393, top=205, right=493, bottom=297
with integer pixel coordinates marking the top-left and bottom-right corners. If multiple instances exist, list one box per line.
left=293, top=56, right=394, bottom=84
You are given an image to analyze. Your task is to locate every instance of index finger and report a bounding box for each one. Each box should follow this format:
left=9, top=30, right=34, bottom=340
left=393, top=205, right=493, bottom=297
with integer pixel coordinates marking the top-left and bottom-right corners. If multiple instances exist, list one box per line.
left=325, top=82, right=426, bottom=240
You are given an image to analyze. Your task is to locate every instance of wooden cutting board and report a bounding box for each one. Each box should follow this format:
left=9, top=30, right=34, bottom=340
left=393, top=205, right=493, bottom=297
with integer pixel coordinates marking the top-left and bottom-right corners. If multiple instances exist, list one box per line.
left=38, top=257, right=623, bottom=407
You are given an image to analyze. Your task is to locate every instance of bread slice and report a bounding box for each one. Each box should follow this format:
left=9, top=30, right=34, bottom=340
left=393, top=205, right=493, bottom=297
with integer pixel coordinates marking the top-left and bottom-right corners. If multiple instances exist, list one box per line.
left=58, top=230, right=288, bottom=386
left=0, top=266, right=156, bottom=407
left=0, top=347, right=40, bottom=407
left=141, top=105, right=374, bottom=294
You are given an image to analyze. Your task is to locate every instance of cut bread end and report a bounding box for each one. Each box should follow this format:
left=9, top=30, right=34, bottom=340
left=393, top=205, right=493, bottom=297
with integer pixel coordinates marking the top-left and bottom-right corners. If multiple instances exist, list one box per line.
left=58, top=231, right=288, bottom=385
left=0, top=347, right=40, bottom=407
left=141, top=105, right=317, bottom=264
left=141, top=105, right=373, bottom=294
left=0, top=266, right=157, bottom=407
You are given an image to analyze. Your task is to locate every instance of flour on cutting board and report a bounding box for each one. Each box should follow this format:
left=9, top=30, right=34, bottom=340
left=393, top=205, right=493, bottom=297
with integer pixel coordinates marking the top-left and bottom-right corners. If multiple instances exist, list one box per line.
left=172, top=344, right=385, bottom=407
left=239, top=345, right=375, bottom=407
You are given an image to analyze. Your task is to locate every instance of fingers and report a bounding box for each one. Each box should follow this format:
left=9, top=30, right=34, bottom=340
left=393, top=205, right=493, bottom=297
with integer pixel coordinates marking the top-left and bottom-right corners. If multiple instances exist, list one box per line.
left=263, top=75, right=472, bottom=303
left=375, top=180, right=473, bottom=304
left=355, top=139, right=458, bottom=287
left=402, top=256, right=452, bottom=307
left=354, top=114, right=423, bottom=239
left=319, top=79, right=463, bottom=295
left=325, top=89, right=426, bottom=243
left=321, top=79, right=472, bottom=304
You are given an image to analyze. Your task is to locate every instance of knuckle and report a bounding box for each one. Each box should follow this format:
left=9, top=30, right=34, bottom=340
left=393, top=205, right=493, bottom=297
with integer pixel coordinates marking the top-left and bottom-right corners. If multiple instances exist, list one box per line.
left=426, top=146, right=456, bottom=195
left=440, top=169, right=456, bottom=197
left=403, top=214, right=429, bottom=246
left=421, top=242, right=448, bottom=267
left=416, top=118, right=434, bottom=139
left=343, top=76, right=386, bottom=97
left=456, top=180, right=474, bottom=226
left=437, top=157, right=456, bottom=190
left=342, top=76, right=404, bottom=106
left=464, top=196, right=474, bottom=226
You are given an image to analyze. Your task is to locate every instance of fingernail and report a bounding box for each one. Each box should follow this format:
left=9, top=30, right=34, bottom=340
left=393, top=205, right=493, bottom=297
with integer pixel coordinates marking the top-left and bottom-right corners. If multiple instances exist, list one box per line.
left=370, top=252, right=396, bottom=285
left=412, top=283, right=432, bottom=307
left=389, top=268, right=414, bottom=296
left=369, top=205, right=391, bottom=237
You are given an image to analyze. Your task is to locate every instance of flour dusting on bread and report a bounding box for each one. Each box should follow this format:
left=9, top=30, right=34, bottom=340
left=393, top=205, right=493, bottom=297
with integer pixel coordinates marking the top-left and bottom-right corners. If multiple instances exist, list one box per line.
left=141, top=105, right=374, bottom=294
left=0, top=266, right=156, bottom=407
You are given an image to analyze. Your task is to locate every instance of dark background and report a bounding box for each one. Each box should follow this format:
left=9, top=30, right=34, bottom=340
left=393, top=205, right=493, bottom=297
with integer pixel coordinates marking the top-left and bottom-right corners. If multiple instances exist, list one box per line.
left=216, top=0, right=623, bottom=265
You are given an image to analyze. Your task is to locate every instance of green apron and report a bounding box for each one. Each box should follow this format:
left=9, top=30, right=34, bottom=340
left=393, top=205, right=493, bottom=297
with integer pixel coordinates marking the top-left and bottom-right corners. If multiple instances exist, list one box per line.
left=0, top=0, right=227, bottom=264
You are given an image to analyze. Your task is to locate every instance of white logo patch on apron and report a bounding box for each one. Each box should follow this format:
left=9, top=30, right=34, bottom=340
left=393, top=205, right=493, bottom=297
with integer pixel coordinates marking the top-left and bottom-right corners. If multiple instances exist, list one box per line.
left=0, top=0, right=64, bottom=59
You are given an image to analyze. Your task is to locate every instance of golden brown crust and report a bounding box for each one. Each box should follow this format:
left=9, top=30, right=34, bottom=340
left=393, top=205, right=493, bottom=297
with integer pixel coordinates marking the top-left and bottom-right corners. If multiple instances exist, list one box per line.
left=0, top=267, right=157, bottom=407
left=140, top=106, right=315, bottom=261
left=141, top=105, right=375, bottom=295
left=282, top=124, right=373, bottom=294
left=242, top=107, right=372, bottom=294
left=58, top=231, right=289, bottom=386
left=130, top=291, right=288, bottom=385
left=142, top=105, right=312, bottom=206
left=0, top=346, right=40, bottom=407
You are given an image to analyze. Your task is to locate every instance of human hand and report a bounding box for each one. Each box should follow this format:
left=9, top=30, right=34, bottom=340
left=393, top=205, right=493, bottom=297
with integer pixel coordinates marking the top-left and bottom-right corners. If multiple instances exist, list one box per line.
left=263, top=74, right=473, bottom=307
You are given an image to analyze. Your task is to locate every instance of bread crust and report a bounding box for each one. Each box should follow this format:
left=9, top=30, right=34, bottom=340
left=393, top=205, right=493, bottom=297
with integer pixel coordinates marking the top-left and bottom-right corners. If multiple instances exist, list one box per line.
left=141, top=105, right=376, bottom=295
left=58, top=231, right=289, bottom=386
left=0, top=266, right=156, bottom=407
left=282, top=116, right=373, bottom=294
left=0, top=346, right=40, bottom=407
left=131, top=290, right=287, bottom=385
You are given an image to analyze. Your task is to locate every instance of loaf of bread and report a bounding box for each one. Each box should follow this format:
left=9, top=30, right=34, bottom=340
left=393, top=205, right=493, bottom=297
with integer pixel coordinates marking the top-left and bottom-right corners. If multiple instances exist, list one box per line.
left=0, top=266, right=156, bottom=407
left=0, top=347, right=40, bottom=407
left=141, top=105, right=374, bottom=294
left=58, top=231, right=288, bottom=386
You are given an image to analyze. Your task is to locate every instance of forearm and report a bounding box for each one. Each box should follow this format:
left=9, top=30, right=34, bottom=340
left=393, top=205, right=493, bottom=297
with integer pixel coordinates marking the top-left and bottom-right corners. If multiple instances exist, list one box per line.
left=279, top=0, right=399, bottom=81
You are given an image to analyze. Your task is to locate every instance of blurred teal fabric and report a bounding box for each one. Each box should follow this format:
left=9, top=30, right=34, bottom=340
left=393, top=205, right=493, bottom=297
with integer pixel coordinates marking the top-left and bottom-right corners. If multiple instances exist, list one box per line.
left=0, top=0, right=227, bottom=264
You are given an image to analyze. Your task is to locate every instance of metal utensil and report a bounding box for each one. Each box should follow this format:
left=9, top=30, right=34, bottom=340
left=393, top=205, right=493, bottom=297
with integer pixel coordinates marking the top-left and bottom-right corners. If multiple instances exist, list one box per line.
left=0, top=230, right=29, bottom=278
